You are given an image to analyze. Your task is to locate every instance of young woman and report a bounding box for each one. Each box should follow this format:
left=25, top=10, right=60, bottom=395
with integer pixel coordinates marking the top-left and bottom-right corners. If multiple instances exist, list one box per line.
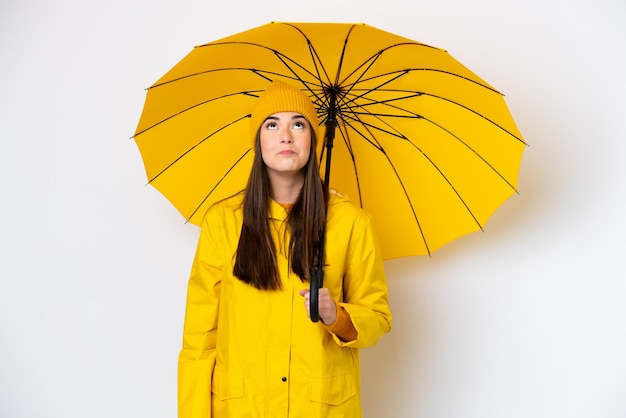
left=178, top=81, right=392, bottom=418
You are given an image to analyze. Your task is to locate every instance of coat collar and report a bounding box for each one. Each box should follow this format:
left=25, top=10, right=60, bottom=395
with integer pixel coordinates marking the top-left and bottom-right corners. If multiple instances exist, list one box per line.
left=268, top=189, right=351, bottom=221
left=268, top=198, right=290, bottom=221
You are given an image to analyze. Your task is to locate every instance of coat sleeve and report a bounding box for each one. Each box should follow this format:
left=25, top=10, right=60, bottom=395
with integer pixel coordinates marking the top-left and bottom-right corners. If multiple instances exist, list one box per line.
left=335, top=210, right=392, bottom=348
left=178, top=207, right=223, bottom=418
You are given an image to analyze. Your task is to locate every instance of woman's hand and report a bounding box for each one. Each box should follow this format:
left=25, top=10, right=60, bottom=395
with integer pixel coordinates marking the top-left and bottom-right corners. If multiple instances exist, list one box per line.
left=299, top=288, right=337, bottom=325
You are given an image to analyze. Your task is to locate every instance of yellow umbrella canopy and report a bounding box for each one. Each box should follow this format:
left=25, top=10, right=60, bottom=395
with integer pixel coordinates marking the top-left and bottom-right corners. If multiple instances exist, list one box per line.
left=134, top=22, right=526, bottom=259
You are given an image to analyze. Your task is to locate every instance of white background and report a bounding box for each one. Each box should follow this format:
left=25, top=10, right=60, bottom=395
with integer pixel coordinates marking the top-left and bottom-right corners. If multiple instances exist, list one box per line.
left=1, top=0, right=625, bottom=417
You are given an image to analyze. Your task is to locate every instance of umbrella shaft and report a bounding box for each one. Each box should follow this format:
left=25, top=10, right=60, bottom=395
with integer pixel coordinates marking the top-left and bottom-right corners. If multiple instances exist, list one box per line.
left=311, top=89, right=338, bottom=323
left=323, top=121, right=336, bottom=186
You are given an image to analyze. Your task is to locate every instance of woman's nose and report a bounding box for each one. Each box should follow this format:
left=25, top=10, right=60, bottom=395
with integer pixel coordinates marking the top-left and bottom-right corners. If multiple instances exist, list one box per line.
left=280, top=131, right=293, bottom=143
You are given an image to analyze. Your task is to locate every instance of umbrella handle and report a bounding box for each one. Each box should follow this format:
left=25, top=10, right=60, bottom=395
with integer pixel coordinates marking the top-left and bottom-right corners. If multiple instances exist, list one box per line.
left=310, top=269, right=323, bottom=322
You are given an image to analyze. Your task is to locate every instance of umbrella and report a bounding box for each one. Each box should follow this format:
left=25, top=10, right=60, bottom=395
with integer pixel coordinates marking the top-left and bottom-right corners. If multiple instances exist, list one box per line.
left=133, top=22, right=526, bottom=321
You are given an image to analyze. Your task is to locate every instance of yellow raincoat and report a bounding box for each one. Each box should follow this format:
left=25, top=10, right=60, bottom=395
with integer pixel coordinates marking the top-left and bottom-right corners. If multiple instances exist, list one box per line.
left=178, top=191, right=392, bottom=418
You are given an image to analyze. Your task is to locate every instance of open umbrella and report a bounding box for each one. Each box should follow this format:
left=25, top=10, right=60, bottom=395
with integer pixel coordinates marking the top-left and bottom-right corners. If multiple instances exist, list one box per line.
left=133, top=22, right=526, bottom=321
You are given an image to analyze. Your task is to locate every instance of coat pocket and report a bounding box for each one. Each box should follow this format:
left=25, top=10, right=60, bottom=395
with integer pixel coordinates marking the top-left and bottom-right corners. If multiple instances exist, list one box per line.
left=309, top=372, right=357, bottom=405
left=211, top=368, right=244, bottom=401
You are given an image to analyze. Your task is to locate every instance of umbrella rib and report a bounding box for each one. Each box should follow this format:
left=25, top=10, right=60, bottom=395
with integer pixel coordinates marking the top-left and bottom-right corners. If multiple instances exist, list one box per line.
left=148, top=41, right=332, bottom=120
left=342, top=92, right=510, bottom=236
left=342, top=112, right=518, bottom=195
left=401, top=121, right=486, bottom=231
left=332, top=23, right=359, bottom=86
left=346, top=115, right=485, bottom=248
left=343, top=71, right=515, bottom=137
left=332, top=123, right=362, bottom=206
left=334, top=45, right=384, bottom=107
left=136, top=66, right=321, bottom=138
left=186, top=149, right=251, bottom=222
left=151, top=42, right=327, bottom=90
left=336, top=64, right=508, bottom=142
left=348, top=83, right=525, bottom=146
left=334, top=41, right=503, bottom=116
left=334, top=64, right=521, bottom=162
left=269, top=54, right=328, bottom=106
left=337, top=42, right=439, bottom=87
left=340, top=91, right=521, bottom=193
left=147, top=114, right=250, bottom=184
left=134, top=89, right=265, bottom=137
left=420, top=115, right=520, bottom=194
left=280, top=23, right=334, bottom=88
left=341, top=119, right=432, bottom=255
left=337, top=41, right=502, bottom=95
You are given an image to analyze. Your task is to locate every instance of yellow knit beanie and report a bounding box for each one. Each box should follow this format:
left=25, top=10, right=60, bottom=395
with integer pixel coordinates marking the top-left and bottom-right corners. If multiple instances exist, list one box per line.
left=250, top=80, right=320, bottom=149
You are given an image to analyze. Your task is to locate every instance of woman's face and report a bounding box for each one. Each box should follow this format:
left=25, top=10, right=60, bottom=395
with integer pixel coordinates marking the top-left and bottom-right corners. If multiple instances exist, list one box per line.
left=259, top=112, right=312, bottom=178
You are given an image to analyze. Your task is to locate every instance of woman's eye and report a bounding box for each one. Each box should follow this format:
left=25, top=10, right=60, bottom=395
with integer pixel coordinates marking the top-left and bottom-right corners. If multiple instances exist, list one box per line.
left=266, top=122, right=277, bottom=129
left=294, top=121, right=304, bottom=129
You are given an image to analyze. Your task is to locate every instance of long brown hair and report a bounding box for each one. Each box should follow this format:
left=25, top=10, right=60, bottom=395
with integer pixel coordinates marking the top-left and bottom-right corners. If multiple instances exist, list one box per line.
left=233, top=130, right=328, bottom=290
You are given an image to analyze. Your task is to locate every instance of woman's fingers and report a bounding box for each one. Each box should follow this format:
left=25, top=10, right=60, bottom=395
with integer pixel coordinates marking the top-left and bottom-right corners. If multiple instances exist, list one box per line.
left=299, top=288, right=336, bottom=324
left=299, top=289, right=311, bottom=318
left=318, top=288, right=337, bottom=325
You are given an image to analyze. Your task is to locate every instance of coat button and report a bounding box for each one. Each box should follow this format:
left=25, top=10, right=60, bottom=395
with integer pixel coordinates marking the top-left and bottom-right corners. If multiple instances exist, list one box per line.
left=281, top=376, right=287, bottom=382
